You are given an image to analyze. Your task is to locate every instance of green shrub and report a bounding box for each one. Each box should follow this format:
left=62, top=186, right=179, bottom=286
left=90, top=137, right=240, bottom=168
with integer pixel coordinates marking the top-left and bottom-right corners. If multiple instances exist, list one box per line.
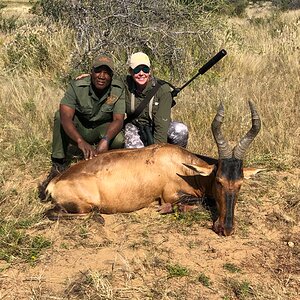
left=178, top=0, right=250, bottom=16
left=272, top=0, right=300, bottom=10
left=252, top=0, right=300, bottom=10
left=167, top=263, right=190, bottom=277
left=0, top=1, right=19, bottom=33
left=5, top=31, right=50, bottom=71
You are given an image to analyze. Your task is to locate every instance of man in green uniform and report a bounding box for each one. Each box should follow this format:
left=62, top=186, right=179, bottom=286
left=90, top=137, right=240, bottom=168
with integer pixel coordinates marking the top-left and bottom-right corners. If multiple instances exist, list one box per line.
left=39, top=54, right=125, bottom=200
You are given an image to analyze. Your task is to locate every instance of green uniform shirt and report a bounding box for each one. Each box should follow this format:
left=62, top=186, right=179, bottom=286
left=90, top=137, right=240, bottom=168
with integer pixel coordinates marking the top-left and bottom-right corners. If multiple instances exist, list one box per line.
left=61, top=75, right=126, bottom=127
left=125, top=76, right=173, bottom=143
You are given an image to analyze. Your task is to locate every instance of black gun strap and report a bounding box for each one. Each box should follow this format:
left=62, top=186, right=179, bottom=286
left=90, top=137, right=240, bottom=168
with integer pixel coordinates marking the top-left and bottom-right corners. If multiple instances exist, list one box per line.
left=125, top=81, right=162, bottom=124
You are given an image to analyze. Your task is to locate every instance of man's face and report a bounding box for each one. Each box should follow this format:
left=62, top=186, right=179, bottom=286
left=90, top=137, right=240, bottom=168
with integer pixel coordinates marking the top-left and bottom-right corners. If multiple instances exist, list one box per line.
left=91, top=65, right=113, bottom=90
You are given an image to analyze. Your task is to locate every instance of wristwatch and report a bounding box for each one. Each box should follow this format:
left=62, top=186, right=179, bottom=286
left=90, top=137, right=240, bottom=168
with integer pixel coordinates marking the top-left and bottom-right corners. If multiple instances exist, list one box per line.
left=101, top=135, right=110, bottom=142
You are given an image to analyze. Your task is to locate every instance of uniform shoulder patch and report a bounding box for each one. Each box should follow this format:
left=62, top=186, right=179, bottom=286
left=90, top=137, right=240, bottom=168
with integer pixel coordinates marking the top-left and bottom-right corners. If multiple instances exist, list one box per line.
left=105, top=94, right=118, bottom=105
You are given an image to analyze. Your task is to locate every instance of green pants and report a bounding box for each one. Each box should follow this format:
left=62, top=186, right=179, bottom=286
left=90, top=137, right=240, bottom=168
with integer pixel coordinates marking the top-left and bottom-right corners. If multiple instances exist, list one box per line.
left=51, top=111, right=124, bottom=159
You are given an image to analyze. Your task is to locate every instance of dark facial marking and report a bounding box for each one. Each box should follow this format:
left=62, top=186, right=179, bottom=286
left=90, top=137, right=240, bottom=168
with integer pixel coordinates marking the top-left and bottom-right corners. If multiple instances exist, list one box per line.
left=224, top=192, right=234, bottom=229
left=220, top=158, right=243, bottom=180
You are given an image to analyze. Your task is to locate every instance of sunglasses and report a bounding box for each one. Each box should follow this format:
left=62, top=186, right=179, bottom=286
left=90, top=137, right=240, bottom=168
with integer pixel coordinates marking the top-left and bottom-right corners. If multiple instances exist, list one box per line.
left=132, top=65, right=150, bottom=75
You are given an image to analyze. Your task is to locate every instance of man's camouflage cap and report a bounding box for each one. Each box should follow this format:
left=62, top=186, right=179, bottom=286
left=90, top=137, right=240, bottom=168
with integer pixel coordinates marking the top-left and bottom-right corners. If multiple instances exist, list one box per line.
left=91, top=55, right=114, bottom=72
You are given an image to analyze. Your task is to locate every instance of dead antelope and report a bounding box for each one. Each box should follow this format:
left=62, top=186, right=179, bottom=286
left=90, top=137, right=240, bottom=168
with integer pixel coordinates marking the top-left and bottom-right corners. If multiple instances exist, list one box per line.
left=45, top=101, right=262, bottom=236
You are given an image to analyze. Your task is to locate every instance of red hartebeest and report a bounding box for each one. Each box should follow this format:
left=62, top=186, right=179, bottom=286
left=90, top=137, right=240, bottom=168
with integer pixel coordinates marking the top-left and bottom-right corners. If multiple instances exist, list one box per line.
left=44, top=101, right=262, bottom=236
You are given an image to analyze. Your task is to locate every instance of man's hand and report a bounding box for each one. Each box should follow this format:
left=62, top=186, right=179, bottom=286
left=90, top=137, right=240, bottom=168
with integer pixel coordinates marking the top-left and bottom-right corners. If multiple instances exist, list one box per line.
left=77, top=139, right=96, bottom=160
left=96, top=139, right=109, bottom=154
left=60, top=104, right=97, bottom=160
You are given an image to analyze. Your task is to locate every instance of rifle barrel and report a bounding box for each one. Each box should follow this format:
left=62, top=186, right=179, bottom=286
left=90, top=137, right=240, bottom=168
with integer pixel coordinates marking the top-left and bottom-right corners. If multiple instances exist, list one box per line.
left=172, top=49, right=227, bottom=97
left=198, top=49, right=227, bottom=75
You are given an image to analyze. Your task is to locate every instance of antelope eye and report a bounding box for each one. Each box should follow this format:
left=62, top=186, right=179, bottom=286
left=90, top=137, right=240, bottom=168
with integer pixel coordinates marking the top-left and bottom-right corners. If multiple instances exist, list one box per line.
left=215, top=177, right=223, bottom=186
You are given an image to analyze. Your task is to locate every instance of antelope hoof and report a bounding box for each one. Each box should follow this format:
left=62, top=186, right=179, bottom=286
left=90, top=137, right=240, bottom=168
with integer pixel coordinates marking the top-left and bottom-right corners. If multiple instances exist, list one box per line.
left=91, top=211, right=105, bottom=225
left=44, top=206, right=104, bottom=224
left=157, top=203, right=173, bottom=214
left=177, top=204, right=198, bottom=213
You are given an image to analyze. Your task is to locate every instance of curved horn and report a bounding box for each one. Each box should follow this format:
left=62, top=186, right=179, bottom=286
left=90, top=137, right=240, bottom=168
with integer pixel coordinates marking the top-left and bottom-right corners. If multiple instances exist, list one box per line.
left=211, top=102, right=232, bottom=159
left=233, top=101, right=261, bottom=160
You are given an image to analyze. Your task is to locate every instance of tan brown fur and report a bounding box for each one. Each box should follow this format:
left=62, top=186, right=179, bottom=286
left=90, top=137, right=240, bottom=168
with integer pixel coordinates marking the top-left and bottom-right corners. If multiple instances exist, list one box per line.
left=46, top=144, right=212, bottom=214
left=45, top=143, right=261, bottom=236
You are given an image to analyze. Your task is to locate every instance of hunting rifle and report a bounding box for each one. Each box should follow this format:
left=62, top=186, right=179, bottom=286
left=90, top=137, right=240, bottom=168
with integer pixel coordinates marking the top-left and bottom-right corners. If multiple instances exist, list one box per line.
left=170, top=49, right=227, bottom=98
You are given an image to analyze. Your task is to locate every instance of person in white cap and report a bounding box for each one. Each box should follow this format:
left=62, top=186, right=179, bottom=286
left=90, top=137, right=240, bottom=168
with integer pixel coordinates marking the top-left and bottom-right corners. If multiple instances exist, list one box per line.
left=124, top=51, right=188, bottom=148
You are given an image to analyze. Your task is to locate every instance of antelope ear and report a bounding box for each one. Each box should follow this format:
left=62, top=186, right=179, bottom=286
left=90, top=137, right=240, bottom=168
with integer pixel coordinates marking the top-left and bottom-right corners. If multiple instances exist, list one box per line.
left=183, top=163, right=214, bottom=176
left=243, top=168, right=265, bottom=179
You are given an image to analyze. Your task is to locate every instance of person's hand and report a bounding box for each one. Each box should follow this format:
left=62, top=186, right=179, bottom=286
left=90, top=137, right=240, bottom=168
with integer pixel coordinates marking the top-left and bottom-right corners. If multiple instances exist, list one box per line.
left=75, top=73, right=90, bottom=80
left=96, top=139, right=109, bottom=154
left=77, top=139, right=96, bottom=160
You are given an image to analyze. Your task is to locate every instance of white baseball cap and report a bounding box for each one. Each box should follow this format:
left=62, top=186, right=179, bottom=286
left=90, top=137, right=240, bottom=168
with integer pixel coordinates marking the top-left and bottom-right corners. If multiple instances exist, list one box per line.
left=128, top=52, right=151, bottom=69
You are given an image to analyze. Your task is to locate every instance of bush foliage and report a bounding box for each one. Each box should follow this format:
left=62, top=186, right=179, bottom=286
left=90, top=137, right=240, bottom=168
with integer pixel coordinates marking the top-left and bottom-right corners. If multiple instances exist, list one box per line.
left=31, top=0, right=226, bottom=78
left=0, top=2, right=19, bottom=33
left=179, top=0, right=249, bottom=15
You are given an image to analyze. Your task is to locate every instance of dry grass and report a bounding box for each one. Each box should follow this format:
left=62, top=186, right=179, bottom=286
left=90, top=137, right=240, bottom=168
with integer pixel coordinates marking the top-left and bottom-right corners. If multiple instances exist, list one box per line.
left=173, top=9, right=300, bottom=166
left=1, top=0, right=33, bottom=19
left=0, top=2, right=299, bottom=300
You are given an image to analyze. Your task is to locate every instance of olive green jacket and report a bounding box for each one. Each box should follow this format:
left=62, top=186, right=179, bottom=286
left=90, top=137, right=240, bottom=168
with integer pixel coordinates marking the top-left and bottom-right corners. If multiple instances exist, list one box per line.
left=124, top=75, right=173, bottom=143
left=60, top=76, right=126, bottom=127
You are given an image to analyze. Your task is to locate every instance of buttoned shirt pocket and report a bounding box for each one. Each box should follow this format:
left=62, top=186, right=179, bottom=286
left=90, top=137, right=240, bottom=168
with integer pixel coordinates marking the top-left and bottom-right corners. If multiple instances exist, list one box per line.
left=77, top=106, right=93, bottom=119
left=101, top=103, right=114, bottom=113
left=98, top=103, right=114, bottom=123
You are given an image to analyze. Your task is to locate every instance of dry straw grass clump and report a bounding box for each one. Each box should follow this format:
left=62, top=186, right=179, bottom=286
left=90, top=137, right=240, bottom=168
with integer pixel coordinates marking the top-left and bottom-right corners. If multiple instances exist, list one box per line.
left=0, top=20, right=73, bottom=222
left=1, top=23, right=74, bottom=77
